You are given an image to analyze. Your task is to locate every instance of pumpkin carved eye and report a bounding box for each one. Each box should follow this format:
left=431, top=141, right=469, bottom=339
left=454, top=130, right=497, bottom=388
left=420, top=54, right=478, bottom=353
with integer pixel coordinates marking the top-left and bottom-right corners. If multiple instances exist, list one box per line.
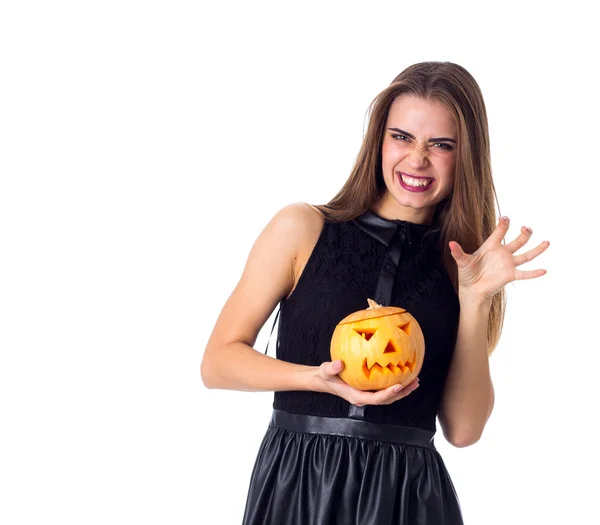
left=398, top=321, right=410, bottom=335
left=354, top=328, right=375, bottom=341
left=330, top=299, right=425, bottom=391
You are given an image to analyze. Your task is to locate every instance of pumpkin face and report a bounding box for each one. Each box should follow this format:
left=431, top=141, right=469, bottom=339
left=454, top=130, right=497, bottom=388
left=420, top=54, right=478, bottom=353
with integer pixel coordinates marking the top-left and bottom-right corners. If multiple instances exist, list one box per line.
left=330, top=299, right=425, bottom=391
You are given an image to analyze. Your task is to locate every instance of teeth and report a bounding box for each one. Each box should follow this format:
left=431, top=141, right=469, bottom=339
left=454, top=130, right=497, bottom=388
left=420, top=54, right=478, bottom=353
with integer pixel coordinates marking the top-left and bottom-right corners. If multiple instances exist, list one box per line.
left=400, top=174, right=432, bottom=187
left=364, top=357, right=414, bottom=372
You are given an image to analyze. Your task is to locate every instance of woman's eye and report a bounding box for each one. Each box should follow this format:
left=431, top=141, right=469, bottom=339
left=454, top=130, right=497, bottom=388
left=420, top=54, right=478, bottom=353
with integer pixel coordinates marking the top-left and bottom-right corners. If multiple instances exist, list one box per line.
left=434, top=142, right=453, bottom=150
left=392, top=134, right=409, bottom=141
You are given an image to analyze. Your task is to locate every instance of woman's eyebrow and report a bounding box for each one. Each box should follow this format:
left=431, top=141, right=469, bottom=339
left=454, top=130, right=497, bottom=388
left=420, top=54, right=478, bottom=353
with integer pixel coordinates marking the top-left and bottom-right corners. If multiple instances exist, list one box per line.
left=387, top=127, right=456, bottom=144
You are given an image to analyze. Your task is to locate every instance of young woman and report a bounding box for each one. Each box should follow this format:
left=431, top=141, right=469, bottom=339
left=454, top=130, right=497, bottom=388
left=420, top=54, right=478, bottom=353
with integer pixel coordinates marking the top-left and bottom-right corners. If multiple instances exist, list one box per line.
left=201, top=61, right=549, bottom=524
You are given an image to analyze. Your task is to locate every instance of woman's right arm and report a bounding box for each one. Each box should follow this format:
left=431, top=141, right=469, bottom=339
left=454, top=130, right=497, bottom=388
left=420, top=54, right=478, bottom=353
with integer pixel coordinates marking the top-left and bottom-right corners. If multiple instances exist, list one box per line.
left=200, top=202, right=322, bottom=392
left=200, top=202, right=420, bottom=405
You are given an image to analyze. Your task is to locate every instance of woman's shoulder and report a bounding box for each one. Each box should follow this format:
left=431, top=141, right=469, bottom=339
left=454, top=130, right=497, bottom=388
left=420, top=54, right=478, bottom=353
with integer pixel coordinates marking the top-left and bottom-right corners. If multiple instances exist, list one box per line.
left=276, top=201, right=325, bottom=222
left=268, top=202, right=326, bottom=242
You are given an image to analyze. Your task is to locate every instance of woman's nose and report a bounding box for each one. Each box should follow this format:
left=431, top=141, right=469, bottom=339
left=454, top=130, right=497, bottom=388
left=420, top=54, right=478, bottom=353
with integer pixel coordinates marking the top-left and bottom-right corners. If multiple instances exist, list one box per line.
left=408, top=146, right=428, bottom=169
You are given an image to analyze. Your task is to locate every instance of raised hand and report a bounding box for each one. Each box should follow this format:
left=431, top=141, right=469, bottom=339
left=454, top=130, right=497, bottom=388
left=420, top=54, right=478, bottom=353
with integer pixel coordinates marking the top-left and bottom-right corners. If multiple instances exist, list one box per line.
left=448, top=216, right=550, bottom=302
left=316, top=360, right=420, bottom=406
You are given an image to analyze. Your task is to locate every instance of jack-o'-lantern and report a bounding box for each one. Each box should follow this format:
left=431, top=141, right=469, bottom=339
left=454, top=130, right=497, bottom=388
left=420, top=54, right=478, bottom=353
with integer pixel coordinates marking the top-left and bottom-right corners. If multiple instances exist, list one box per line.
left=330, top=299, right=425, bottom=391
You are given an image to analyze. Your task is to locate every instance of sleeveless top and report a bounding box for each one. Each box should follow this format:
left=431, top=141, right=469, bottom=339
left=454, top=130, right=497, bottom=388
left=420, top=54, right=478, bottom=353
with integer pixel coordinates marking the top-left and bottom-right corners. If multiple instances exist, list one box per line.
left=272, top=209, right=460, bottom=432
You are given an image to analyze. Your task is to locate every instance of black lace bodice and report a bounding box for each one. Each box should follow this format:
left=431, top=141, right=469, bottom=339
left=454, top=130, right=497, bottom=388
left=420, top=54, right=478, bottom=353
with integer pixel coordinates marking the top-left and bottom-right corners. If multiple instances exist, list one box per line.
left=272, top=210, right=460, bottom=432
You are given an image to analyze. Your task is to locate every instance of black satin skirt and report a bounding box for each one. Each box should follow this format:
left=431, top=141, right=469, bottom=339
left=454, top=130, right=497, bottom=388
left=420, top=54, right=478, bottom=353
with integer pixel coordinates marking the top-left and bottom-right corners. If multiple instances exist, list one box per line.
left=242, top=410, right=463, bottom=525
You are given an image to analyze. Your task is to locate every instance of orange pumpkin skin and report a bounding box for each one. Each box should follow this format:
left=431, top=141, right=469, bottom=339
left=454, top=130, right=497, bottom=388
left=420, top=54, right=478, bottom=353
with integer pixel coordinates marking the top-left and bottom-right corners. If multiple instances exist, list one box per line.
left=330, top=299, right=425, bottom=391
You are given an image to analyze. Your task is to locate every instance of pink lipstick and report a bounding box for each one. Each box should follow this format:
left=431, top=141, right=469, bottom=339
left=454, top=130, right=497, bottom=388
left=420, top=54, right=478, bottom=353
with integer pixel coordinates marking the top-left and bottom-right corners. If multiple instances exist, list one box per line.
left=397, top=171, right=434, bottom=193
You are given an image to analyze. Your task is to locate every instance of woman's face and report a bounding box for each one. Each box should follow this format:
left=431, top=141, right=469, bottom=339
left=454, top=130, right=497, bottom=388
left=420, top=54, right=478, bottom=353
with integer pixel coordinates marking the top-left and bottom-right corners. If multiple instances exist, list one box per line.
left=376, top=94, right=458, bottom=224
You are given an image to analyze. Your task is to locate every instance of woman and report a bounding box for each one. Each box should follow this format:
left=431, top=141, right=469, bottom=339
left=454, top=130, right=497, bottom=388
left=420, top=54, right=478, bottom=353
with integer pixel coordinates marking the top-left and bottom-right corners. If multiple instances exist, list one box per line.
left=201, top=61, right=549, bottom=524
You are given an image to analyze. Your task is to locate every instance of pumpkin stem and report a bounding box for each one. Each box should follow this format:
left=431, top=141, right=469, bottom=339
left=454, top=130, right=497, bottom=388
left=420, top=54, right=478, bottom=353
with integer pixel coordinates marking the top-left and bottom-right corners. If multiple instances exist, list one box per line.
left=366, top=298, right=383, bottom=310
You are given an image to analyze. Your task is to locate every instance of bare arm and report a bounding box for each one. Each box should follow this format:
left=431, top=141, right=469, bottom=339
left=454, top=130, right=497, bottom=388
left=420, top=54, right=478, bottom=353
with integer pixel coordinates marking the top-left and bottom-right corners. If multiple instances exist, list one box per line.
left=200, top=203, right=318, bottom=392
left=439, top=217, right=549, bottom=447
left=438, top=291, right=494, bottom=448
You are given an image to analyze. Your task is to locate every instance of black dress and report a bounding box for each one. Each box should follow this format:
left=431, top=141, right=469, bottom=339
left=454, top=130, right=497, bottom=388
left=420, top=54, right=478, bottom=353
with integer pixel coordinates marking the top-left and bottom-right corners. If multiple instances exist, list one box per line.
left=242, top=210, right=463, bottom=525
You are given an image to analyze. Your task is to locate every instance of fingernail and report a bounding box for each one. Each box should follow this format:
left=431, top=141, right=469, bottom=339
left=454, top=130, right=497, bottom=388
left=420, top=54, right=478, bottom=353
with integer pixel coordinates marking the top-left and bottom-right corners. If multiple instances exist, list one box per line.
left=500, top=216, right=509, bottom=222
left=525, top=226, right=532, bottom=234
left=393, top=384, right=403, bottom=393
left=333, top=360, right=342, bottom=371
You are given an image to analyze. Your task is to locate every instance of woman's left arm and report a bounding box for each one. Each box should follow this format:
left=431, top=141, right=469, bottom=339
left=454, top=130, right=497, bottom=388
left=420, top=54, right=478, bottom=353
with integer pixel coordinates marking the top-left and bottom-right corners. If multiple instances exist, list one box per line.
left=438, top=216, right=550, bottom=448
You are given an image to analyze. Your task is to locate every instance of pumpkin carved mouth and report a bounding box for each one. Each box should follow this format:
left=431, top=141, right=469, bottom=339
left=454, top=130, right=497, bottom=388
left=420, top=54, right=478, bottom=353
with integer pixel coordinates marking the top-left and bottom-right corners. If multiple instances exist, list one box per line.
left=361, top=357, right=417, bottom=378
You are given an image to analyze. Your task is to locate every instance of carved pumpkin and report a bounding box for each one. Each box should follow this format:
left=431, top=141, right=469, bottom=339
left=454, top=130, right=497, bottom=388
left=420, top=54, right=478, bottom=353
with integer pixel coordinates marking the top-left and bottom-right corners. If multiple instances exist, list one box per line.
left=330, top=299, right=425, bottom=391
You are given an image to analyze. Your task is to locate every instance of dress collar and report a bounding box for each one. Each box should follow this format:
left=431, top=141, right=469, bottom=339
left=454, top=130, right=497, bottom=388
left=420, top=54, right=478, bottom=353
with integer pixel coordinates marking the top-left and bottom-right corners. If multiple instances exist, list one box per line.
left=352, top=209, right=439, bottom=249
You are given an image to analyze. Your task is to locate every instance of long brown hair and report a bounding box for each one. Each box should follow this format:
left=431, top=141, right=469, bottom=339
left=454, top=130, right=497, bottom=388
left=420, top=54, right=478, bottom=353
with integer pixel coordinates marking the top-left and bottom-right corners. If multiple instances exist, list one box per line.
left=315, top=61, right=505, bottom=354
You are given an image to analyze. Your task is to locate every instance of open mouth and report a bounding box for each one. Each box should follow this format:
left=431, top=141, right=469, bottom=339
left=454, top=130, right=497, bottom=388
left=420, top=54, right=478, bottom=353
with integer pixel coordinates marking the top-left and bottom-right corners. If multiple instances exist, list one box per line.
left=361, top=357, right=416, bottom=378
left=397, top=172, right=434, bottom=192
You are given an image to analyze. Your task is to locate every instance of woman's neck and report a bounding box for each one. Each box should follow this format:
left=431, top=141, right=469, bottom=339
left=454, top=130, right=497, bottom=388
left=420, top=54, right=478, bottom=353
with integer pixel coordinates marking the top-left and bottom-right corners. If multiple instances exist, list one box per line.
left=371, top=195, right=435, bottom=225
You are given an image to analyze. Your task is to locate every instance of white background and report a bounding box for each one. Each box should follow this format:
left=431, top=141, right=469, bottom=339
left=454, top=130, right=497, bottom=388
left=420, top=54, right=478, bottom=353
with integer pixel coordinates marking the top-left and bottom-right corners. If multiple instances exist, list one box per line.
left=1, top=1, right=598, bottom=524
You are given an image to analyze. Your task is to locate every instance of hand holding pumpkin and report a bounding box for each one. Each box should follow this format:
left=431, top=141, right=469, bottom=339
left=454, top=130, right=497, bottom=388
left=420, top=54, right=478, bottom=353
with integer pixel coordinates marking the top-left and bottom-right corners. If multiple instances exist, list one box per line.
left=328, top=299, right=425, bottom=393
left=449, top=216, right=550, bottom=302
left=316, top=359, right=420, bottom=406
